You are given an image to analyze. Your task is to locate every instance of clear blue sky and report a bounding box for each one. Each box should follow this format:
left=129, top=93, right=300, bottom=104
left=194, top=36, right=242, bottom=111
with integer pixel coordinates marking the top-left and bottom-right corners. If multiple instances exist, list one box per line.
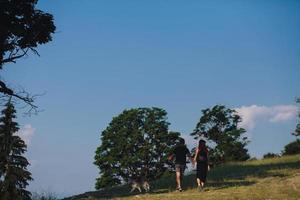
left=2, top=0, right=300, bottom=197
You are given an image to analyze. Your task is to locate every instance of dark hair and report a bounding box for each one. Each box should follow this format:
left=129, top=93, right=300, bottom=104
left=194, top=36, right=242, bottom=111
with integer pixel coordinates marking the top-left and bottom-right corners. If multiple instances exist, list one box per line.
left=198, top=139, right=208, bottom=155
left=198, top=139, right=206, bottom=148
left=179, top=138, right=185, bottom=145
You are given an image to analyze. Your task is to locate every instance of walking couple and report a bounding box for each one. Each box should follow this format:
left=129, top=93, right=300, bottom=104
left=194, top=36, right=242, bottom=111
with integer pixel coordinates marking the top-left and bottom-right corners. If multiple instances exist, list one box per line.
left=168, top=138, right=209, bottom=192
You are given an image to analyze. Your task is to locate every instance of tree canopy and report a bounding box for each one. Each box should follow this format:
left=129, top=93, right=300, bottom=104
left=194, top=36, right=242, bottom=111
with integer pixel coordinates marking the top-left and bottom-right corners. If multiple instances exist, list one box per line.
left=282, top=139, right=300, bottom=155
left=191, top=105, right=250, bottom=164
left=94, top=107, right=180, bottom=189
left=0, top=0, right=56, bottom=111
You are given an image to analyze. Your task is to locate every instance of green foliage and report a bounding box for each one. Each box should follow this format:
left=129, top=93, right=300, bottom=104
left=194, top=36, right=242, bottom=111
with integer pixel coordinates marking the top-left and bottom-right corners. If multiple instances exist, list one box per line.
left=0, top=0, right=56, bottom=67
left=94, top=107, right=180, bottom=189
left=263, top=153, right=279, bottom=159
left=283, top=139, right=300, bottom=155
left=292, top=97, right=300, bottom=137
left=191, top=105, right=250, bottom=164
left=0, top=0, right=56, bottom=109
left=0, top=101, right=33, bottom=200
left=95, top=172, right=121, bottom=189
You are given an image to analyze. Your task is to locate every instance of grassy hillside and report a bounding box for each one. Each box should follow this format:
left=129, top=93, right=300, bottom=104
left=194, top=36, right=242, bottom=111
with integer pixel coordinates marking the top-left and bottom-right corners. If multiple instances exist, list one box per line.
left=63, top=154, right=300, bottom=200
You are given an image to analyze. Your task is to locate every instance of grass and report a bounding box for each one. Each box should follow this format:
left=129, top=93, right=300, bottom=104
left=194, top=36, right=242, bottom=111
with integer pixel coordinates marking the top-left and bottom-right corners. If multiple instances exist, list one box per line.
left=63, top=154, right=300, bottom=200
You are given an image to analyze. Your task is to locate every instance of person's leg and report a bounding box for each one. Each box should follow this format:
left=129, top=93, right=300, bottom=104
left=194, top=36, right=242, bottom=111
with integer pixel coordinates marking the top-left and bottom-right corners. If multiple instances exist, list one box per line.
left=201, top=163, right=208, bottom=188
left=175, top=164, right=182, bottom=190
left=196, top=162, right=202, bottom=188
left=180, top=165, right=186, bottom=190
left=176, top=171, right=181, bottom=189
left=200, top=181, right=205, bottom=187
left=196, top=178, right=201, bottom=187
left=197, top=162, right=206, bottom=191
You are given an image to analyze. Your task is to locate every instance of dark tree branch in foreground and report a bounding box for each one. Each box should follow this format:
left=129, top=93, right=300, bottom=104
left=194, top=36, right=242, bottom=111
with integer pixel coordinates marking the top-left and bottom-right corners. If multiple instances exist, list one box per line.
left=1, top=48, right=29, bottom=66
left=0, top=0, right=56, bottom=110
left=0, top=80, right=41, bottom=115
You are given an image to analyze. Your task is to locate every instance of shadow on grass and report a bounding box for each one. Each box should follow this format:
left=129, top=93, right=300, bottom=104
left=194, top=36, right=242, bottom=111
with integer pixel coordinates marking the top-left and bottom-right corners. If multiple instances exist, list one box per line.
left=208, top=158, right=300, bottom=181
left=63, top=156, right=300, bottom=199
left=62, top=185, right=170, bottom=200
left=207, top=180, right=255, bottom=190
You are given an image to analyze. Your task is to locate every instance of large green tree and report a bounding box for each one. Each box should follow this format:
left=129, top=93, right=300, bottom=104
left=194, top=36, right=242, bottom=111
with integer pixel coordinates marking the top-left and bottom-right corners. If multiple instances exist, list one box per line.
left=0, top=101, right=32, bottom=200
left=0, top=0, right=55, bottom=110
left=191, top=105, right=250, bottom=164
left=94, top=107, right=180, bottom=189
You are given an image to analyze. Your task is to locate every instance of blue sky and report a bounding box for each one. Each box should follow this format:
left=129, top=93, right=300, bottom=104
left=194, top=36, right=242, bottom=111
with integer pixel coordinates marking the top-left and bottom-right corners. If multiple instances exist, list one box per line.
left=2, top=0, right=300, bottom=197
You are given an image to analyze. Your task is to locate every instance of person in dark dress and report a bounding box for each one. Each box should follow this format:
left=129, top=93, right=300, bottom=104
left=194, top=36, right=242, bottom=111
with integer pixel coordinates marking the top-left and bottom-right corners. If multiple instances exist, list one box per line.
left=168, top=138, right=193, bottom=192
left=193, top=139, right=209, bottom=191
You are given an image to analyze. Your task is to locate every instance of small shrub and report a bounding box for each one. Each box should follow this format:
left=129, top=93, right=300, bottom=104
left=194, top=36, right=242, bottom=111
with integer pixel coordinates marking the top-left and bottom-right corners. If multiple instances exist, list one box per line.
left=248, top=157, right=257, bottom=161
left=32, top=191, right=58, bottom=200
left=263, top=153, right=279, bottom=159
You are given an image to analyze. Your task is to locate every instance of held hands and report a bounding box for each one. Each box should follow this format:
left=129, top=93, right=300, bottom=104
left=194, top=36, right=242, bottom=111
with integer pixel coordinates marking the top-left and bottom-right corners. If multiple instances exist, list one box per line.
left=191, top=158, right=196, bottom=168
left=208, top=165, right=210, bottom=171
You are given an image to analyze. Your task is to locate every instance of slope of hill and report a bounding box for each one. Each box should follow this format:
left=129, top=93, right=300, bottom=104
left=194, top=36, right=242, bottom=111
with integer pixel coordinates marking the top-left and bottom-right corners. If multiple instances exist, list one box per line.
left=63, top=154, right=300, bottom=200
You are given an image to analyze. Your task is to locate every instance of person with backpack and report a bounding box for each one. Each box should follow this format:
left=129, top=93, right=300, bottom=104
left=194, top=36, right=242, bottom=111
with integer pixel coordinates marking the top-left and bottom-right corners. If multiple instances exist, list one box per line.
left=168, top=138, right=194, bottom=192
left=193, top=139, right=210, bottom=191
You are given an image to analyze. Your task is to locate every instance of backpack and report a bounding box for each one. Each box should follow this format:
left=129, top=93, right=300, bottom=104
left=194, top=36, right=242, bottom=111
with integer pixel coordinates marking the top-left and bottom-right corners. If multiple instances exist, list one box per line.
left=197, top=148, right=208, bottom=162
